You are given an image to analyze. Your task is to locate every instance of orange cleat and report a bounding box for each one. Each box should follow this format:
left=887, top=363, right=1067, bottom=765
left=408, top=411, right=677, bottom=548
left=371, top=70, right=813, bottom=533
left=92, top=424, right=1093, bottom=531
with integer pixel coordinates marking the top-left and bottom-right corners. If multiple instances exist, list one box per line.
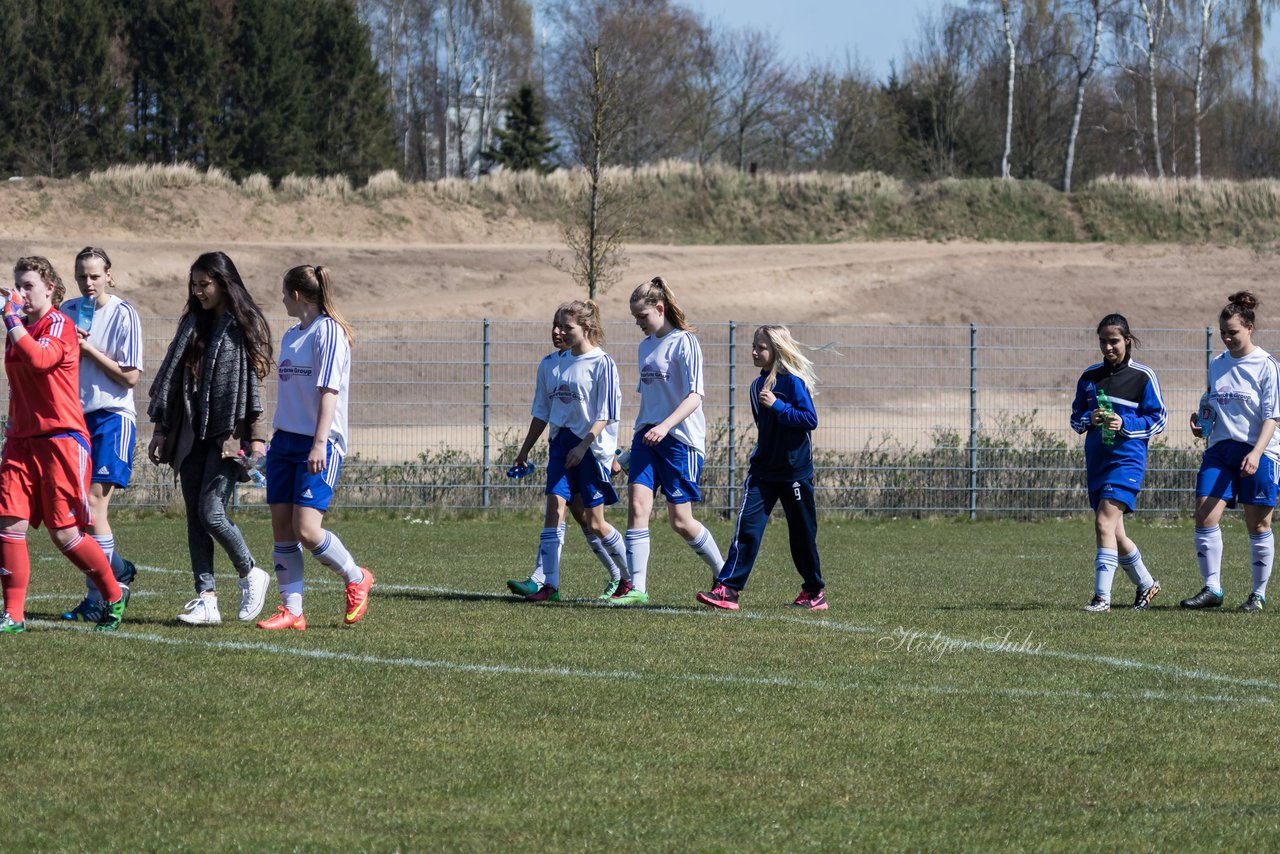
left=257, top=606, right=306, bottom=631
left=344, top=568, right=374, bottom=624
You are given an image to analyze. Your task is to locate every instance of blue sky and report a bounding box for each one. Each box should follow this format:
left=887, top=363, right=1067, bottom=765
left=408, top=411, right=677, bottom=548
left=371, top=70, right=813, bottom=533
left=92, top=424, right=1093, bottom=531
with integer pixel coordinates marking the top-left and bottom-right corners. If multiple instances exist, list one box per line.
left=683, top=0, right=941, bottom=78
left=683, top=0, right=1279, bottom=81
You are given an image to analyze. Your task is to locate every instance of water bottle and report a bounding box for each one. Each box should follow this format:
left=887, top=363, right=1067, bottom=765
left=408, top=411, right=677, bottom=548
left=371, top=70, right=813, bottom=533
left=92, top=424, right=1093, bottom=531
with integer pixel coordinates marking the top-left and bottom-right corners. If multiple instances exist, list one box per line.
left=239, top=448, right=268, bottom=487
left=615, top=447, right=631, bottom=473
left=507, top=461, right=536, bottom=479
left=2, top=287, right=24, bottom=316
left=75, top=299, right=95, bottom=334
left=1197, top=390, right=1217, bottom=443
left=1096, top=388, right=1116, bottom=446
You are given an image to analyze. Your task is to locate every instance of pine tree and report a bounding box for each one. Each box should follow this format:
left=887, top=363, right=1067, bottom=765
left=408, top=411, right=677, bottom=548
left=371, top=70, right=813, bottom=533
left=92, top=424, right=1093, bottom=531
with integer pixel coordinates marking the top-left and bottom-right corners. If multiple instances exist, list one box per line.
left=303, top=0, right=396, bottom=181
left=223, top=0, right=311, bottom=179
left=121, top=0, right=227, bottom=165
left=483, top=84, right=558, bottom=174
left=0, top=0, right=125, bottom=176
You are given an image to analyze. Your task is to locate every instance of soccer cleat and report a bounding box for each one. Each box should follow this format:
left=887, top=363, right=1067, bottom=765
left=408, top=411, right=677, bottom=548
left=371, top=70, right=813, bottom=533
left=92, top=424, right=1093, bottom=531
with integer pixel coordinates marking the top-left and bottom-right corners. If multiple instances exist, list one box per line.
left=1179, top=586, right=1224, bottom=609
left=95, top=596, right=127, bottom=632
left=525, top=585, right=559, bottom=602
left=61, top=594, right=103, bottom=623
left=0, top=612, right=25, bottom=633
left=117, top=559, right=137, bottom=605
left=789, top=589, right=829, bottom=611
left=238, top=566, right=271, bottom=621
left=1239, top=592, right=1266, bottom=613
left=344, top=568, right=374, bottom=624
left=696, top=584, right=740, bottom=611
left=1132, top=580, right=1160, bottom=611
left=507, top=576, right=539, bottom=597
left=177, top=592, right=222, bottom=626
left=1083, top=595, right=1110, bottom=613
left=608, top=588, right=650, bottom=607
left=609, top=579, right=634, bottom=600
left=257, top=606, right=307, bottom=630
left=599, top=579, right=621, bottom=599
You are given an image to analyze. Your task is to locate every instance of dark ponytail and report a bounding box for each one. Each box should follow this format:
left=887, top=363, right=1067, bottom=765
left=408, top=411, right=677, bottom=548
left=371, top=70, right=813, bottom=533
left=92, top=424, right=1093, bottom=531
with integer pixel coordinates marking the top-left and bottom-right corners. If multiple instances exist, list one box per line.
left=1096, top=313, right=1140, bottom=352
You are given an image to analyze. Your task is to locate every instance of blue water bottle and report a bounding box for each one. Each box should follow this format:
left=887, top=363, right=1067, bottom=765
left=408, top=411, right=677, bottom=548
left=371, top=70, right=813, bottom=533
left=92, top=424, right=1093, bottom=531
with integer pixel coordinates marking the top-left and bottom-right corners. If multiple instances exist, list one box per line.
left=1197, top=390, right=1217, bottom=443
left=507, top=461, right=536, bottom=480
left=75, top=299, right=96, bottom=334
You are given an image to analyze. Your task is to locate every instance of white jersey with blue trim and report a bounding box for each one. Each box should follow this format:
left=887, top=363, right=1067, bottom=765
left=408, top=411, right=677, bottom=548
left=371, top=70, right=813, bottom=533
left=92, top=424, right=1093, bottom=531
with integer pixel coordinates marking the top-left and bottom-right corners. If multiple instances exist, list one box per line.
left=1206, top=346, right=1280, bottom=460
left=531, top=349, right=568, bottom=421
left=546, top=346, right=620, bottom=464
left=274, top=315, right=351, bottom=455
left=634, top=328, right=706, bottom=452
left=62, top=295, right=143, bottom=418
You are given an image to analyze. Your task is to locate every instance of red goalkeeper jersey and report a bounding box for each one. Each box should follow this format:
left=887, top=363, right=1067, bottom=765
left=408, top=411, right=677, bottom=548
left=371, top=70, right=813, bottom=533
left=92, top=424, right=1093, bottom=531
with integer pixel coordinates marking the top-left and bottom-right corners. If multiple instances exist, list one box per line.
left=4, top=308, right=88, bottom=439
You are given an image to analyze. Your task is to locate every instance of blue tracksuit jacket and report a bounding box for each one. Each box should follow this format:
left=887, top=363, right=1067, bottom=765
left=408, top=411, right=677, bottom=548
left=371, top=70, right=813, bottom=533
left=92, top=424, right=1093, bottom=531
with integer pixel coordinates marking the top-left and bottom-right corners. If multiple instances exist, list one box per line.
left=1070, top=359, right=1167, bottom=496
left=748, top=370, right=818, bottom=480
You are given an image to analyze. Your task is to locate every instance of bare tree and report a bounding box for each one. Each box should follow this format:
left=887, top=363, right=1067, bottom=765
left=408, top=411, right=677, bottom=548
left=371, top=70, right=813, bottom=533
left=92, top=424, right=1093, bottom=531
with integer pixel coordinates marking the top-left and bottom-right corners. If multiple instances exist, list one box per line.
left=1191, top=0, right=1222, bottom=178
left=1242, top=0, right=1278, bottom=105
left=793, top=60, right=899, bottom=173
left=1134, top=0, right=1172, bottom=177
left=1062, top=0, right=1116, bottom=191
left=361, top=0, right=529, bottom=180
left=998, top=0, right=1018, bottom=178
left=901, top=8, right=984, bottom=179
left=671, top=21, right=724, bottom=167
left=719, top=28, right=791, bottom=171
left=359, top=0, right=446, bottom=179
left=550, top=1, right=638, bottom=298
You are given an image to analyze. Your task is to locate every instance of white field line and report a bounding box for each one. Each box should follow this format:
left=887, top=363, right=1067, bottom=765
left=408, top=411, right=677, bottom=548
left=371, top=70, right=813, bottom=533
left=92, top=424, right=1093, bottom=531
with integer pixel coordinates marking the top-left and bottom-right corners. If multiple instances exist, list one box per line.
left=23, top=591, right=164, bottom=603
left=41, top=561, right=1280, bottom=697
left=37, top=622, right=1272, bottom=707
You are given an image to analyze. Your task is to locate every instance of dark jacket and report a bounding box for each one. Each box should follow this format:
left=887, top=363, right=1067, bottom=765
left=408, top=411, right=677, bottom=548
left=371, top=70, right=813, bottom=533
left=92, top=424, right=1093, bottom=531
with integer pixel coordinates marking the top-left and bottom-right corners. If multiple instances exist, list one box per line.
left=748, top=369, right=817, bottom=481
left=148, top=310, right=267, bottom=464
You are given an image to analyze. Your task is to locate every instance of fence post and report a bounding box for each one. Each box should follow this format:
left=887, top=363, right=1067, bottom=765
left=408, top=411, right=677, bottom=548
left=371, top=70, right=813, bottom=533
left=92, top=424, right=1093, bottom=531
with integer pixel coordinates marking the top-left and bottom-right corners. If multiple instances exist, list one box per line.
left=482, top=319, right=491, bottom=509
left=1205, top=326, right=1212, bottom=387
left=727, top=321, right=737, bottom=515
left=969, top=323, right=978, bottom=521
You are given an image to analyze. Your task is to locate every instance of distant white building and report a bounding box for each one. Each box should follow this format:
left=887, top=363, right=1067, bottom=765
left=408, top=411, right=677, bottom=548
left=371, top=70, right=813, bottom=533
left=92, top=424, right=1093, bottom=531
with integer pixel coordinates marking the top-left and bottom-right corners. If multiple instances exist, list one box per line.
left=440, top=87, right=505, bottom=180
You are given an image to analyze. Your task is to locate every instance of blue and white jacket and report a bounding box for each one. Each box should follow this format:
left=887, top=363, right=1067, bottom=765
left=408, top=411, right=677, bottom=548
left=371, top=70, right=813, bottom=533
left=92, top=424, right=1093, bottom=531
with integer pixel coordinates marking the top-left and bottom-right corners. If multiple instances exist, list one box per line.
left=1070, top=359, right=1167, bottom=494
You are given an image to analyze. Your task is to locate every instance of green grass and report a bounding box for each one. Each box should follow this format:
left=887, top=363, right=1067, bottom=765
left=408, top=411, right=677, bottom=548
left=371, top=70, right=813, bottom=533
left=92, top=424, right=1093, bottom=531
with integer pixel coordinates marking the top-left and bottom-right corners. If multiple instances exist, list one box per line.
left=8, top=511, right=1280, bottom=850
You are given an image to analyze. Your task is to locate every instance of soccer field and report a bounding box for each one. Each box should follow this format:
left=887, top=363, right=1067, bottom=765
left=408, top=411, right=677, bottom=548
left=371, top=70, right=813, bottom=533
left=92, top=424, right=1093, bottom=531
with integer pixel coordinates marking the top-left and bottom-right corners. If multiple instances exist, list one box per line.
left=7, top=512, right=1279, bottom=850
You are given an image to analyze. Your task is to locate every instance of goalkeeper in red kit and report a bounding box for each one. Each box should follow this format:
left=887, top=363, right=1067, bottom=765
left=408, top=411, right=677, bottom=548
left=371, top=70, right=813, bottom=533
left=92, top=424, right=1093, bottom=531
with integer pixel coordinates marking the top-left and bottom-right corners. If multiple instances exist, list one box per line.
left=0, top=256, right=126, bottom=633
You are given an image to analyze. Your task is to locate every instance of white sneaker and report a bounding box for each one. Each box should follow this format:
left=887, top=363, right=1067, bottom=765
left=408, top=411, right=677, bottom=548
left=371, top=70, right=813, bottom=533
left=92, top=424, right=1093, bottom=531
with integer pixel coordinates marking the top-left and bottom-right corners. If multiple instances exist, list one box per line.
left=238, top=566, right=270, bottom=621
left=177, top=592, right=222, bottom=625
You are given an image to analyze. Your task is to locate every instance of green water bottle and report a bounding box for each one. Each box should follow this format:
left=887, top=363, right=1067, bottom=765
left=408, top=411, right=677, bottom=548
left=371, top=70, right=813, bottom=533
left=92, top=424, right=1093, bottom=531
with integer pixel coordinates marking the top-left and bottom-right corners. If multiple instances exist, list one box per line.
left=1096, top=388, right=1116, bottom=446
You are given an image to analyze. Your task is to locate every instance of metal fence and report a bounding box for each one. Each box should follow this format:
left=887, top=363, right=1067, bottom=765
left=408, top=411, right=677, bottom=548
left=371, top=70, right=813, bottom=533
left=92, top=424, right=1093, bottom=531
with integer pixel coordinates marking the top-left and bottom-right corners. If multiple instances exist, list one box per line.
left=2, top=319, right=1228, bottom=516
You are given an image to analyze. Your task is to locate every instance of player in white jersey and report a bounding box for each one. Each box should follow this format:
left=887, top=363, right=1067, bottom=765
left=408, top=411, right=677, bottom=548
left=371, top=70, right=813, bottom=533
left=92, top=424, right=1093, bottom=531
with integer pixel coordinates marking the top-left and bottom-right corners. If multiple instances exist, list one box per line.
left=257, top=265, right=372, bottom=629
left=612, top=277, right=724, bottom=607
left=505, top=315, right=627, bottom=599
left=1183, top=291, right=1279, bottom=613
left=519, top=300, right=623, bottom=602
left=59, top=247, right=142, bottom=623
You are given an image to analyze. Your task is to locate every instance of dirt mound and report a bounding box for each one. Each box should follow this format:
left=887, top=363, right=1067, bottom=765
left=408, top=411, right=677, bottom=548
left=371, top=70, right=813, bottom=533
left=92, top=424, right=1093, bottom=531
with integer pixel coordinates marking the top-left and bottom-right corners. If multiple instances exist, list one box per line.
left=0, top=180, right=1273, bottom=327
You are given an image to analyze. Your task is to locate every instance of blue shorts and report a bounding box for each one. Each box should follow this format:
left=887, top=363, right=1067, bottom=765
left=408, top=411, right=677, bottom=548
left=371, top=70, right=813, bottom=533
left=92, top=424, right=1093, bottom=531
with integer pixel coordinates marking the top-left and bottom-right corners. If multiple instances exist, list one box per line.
left=627, top=429, right=703, bottom=504
left=545, top=429, right=617, bottom=509
left=264, top=430, right=343, bottom=511
left=1197, top=440, right=1279, bottom=507
left=1090, top=483, right=1138, bottom=513
left=84, top=410, right=135, bottom=488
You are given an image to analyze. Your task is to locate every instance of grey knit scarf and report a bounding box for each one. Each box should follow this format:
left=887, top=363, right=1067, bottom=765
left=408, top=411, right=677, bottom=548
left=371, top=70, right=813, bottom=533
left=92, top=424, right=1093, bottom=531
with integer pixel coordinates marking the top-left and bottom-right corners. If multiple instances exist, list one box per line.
left=148, top=310, right=263, bottom=441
